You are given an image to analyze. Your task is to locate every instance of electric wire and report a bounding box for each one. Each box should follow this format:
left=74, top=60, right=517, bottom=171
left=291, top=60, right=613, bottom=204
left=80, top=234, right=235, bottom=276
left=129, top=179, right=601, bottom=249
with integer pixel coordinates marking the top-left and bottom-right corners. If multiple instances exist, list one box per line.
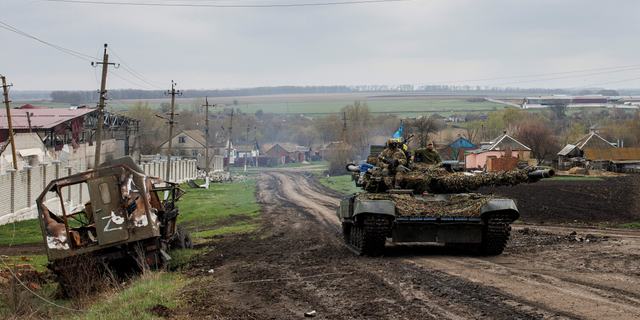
left=0, top=20, right=94, bottom=62
left=107, top=47, right=166, bottom=90
left=45, top=0, right=411, bottom=8
left=0, top=217, right=96, bottom=313
left=109, top=71, right=156, bottom=90
left=414, top=64, right=640, bottom=86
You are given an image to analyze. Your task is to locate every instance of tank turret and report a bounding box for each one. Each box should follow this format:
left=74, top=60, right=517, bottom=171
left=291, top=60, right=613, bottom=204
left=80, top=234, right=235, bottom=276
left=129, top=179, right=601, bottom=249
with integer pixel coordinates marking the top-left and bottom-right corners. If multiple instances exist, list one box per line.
left=348, top=161, right=554, bottom=194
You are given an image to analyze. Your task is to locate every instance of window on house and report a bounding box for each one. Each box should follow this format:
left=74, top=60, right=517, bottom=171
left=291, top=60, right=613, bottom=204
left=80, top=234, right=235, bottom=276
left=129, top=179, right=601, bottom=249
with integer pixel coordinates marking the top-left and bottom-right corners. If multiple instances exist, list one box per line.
left=276, top=147, right=279, bottom=153
left=178, top=137, right=186, bottom=143
left=192, top=150, right=198, bottom=157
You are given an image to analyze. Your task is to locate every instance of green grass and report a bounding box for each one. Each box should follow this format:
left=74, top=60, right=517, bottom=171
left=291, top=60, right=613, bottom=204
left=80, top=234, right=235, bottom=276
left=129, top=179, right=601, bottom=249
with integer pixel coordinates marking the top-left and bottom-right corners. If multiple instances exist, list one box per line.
left=220, top=99, right=507, bottom=118
left=0, top=220, right=43, bottom=245
left=1, top=254, right=49, bottom=273
left=177, top=177, right=261, bottom=241
left=617, top=222, right=640, bottom=228
left=271, top=160, right=329, bottom=168
left=314, top=173, right=362, bottom=194
left=549, top=177, right=604, bottom=181
left=67, top=272, right=189, bottom=320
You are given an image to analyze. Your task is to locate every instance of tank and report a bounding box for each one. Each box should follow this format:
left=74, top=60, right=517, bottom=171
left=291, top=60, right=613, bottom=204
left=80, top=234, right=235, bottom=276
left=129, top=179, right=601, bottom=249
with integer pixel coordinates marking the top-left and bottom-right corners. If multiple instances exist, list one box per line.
left=337, top=152, right=554, bottom=256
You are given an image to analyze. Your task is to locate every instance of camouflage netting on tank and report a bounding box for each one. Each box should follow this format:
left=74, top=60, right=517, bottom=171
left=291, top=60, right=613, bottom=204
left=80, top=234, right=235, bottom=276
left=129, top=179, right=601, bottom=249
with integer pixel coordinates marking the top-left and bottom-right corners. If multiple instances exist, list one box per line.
left=357, top=193, right=499, bottom=218
left=400, top=165, right=541, bottom=194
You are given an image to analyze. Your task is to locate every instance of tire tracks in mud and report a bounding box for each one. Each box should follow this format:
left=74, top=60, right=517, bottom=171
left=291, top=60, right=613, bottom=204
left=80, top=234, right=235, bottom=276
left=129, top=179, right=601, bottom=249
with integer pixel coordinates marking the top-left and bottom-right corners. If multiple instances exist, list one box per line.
left=247, top=168, right=640, bottom=319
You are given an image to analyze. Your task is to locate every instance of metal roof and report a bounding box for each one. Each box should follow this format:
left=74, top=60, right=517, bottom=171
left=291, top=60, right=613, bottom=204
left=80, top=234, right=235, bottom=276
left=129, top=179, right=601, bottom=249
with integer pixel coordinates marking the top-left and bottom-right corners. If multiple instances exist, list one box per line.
left=571, top=133, right=614, bottom=150
left=557, top=144, right=577, bottom=156
left=583, top=147, right=640, bottom=161
left=0, top=106, right=96, bottom=130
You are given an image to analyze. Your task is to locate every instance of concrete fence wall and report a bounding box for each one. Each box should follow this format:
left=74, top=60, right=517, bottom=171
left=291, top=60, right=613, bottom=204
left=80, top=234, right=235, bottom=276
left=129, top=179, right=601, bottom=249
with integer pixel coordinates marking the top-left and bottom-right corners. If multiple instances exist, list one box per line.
left=0, top=159, right=198, bottom=226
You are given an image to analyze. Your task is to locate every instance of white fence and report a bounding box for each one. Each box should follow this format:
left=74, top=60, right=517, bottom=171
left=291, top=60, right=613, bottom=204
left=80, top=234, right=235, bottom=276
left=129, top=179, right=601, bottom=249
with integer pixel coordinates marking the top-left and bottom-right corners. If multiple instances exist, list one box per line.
left=0, top=160, right=198, bottom=226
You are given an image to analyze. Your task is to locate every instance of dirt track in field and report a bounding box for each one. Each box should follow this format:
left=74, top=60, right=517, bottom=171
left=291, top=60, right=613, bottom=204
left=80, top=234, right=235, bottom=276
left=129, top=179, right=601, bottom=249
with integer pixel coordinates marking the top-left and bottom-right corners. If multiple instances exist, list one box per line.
left=162, top=168, right=640, bottom=319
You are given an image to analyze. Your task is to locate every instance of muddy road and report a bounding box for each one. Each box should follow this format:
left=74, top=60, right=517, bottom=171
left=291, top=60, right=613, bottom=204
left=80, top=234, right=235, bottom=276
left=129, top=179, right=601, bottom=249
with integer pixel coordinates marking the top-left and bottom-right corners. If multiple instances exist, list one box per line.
left=174, top=168, right=640, bottom=320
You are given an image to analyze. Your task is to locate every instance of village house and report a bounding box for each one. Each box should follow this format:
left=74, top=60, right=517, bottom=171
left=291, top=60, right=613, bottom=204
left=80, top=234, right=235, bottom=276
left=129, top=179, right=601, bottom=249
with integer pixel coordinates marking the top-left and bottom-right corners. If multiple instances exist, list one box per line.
left=465, top=134, right=531, bottom=171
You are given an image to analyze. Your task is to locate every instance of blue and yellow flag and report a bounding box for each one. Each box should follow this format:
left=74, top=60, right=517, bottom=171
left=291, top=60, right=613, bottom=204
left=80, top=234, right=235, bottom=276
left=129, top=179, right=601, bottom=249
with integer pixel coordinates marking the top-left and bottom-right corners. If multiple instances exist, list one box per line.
left=392, top=122, right=402, bottom=140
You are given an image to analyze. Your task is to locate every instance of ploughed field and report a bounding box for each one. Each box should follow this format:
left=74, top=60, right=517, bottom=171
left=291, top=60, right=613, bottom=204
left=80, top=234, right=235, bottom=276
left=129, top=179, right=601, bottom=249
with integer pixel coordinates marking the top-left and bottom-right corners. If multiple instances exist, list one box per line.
left=164, top=170, right=640, bottom=319
left=477, top=174, right=640, bottom=225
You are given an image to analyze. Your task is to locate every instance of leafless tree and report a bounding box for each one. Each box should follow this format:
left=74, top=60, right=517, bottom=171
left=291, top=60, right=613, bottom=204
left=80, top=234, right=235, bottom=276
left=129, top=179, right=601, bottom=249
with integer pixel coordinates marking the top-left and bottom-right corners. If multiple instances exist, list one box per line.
left=463, top=120, right=483, bottom=145
left=514, top=121, right=562, bottom=163
left=406, top=115, right=442, bottom=147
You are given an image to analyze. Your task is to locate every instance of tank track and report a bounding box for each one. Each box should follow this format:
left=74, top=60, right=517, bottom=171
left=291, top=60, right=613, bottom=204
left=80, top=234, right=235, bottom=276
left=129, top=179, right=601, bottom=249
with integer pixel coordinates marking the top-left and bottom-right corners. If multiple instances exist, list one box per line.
left=476, top=212, right=512, bottom=255
left=343, top=214, right=388, bottom=257
left=445, top=212, right=512, bottom=255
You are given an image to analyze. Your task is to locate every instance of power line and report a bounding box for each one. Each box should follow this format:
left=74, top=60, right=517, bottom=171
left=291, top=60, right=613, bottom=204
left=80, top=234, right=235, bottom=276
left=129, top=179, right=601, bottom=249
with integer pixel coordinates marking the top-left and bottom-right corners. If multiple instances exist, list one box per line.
left=413, top=64, right=640, bottom=86
left=45, top=0, right=411, bottom=8
left=0, top=20, right=94, bottom=62
left=107, top=47, right=166, bottom=89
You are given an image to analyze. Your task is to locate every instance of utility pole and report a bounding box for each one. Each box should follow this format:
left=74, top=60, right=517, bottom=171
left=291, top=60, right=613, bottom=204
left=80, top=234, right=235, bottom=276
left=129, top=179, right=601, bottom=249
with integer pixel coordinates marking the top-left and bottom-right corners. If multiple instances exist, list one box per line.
left=1, top=75, right=17, bottom=170
left=26, top=112, right=32, bottom=133
left=244, top=124, right=250, bottom=172
left=163, top=80, right=181, bottom=181
left=321, top=125, right=325, bottom=161
left=93, top=44, right=116, bottom=168
left=338, top=111, right=348, bottom=151
left=225, top=109, right=234, bottom=179
left=203, top=97, right=215, bottom=188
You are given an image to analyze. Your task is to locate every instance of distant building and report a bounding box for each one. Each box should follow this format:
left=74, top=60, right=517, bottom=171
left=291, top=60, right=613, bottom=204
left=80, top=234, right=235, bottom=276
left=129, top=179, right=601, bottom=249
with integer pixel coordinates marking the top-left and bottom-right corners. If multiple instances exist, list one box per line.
left=439, top=137, right=477, bottom=162
left=522, top=95, right=607, bottom=109
left=465, top=134, right=531, bottom=171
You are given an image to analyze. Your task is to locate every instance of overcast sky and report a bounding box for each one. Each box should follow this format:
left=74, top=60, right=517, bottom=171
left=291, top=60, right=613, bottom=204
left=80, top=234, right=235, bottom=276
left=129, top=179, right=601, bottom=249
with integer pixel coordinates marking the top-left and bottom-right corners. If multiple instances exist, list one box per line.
left=2, top=0, right=640, bottom=91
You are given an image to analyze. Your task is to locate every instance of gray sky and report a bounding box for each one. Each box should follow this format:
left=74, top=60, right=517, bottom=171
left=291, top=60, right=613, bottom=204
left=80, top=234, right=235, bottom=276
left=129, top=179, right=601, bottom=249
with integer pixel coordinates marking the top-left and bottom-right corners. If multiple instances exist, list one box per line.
left=3, top=0, right=640, bottom=91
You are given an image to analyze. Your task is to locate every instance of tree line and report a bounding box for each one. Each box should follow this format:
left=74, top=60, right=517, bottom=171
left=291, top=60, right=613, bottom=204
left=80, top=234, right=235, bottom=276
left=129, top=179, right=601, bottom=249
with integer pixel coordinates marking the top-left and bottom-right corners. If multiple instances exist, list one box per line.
left=46, top=85, right=640, bottom=104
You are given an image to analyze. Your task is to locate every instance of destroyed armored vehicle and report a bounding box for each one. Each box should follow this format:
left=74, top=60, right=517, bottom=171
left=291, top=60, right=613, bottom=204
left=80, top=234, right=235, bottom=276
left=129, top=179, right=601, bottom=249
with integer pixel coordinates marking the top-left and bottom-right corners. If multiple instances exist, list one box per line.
left=37, top=156, right=192, bottom=278
left=337, top=149, right=554, bottom=256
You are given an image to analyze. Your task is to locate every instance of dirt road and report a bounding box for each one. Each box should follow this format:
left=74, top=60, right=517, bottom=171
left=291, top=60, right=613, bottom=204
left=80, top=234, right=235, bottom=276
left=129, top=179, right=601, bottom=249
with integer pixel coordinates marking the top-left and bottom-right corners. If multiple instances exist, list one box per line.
left=174, top=168, right=640, bottom=320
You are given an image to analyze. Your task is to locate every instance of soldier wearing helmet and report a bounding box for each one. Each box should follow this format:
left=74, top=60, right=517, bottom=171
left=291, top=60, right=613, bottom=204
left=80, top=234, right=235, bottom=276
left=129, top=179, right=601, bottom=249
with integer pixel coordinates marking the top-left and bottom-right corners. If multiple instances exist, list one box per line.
left=378, top=138, right=408, bottom=189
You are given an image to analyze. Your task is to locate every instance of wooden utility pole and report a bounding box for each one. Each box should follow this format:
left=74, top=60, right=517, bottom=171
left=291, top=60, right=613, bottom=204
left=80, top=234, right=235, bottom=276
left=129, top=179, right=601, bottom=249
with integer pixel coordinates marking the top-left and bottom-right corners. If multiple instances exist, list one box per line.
left=338, top=111, right=347, bottom=151
left=164, top=80, right=181, bottom=181
left=204, top=97, right=211, bottom=177
left=225, top=109, right=234, bottom=179
left=1, top=75, right=17, bottom=170
left=244, top=124, right=250, bottom=172
left=93, top=44, right=116, bottom=168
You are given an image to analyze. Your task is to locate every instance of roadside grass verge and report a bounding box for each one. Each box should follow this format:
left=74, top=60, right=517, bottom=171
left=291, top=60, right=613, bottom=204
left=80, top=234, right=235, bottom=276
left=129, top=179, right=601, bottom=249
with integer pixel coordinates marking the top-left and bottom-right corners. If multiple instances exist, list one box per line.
left=270, top=161, right=328, bottom=168
left=66, top=272, right=189, bottom=320
left=550, top=177, right=604, bottom=181
left=177, top=176, right=261, bottom=243
left=311, top=172, right=361, bottom=195
left=0, top=220, right=44, bottom=246
left=600, top=222, right=640, bottom=228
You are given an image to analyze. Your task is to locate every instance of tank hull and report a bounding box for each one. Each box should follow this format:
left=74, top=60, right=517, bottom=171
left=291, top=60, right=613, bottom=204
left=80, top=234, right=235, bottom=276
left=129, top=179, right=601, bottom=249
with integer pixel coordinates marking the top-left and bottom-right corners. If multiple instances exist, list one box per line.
left=337, top=193, right=519, bottom=256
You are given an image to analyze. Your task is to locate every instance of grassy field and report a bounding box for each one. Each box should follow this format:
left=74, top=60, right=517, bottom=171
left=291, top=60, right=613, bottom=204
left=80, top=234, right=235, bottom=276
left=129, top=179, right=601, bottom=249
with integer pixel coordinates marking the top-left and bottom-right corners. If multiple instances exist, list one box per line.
left=17, top=97, right=509, bottom=118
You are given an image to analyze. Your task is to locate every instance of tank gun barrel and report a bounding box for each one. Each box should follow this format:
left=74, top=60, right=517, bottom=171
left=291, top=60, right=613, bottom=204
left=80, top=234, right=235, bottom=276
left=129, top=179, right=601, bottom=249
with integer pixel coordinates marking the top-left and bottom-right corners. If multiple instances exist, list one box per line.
left=432, top=167, right=554, bottom=194
left=528, top=168, right=555, bottom=180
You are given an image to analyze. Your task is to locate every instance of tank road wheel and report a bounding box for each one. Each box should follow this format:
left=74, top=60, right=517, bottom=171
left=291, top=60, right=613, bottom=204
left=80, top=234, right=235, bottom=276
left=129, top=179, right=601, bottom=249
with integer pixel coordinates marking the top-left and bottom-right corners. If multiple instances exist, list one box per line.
left=477, top=213, right=512, bottom=255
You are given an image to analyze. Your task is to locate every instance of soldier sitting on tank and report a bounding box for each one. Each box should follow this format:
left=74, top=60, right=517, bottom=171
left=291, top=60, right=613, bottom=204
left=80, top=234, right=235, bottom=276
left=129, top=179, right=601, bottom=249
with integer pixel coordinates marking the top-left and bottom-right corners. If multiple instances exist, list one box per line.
left=379, top=139, right=409, bottom=189
left=410, top=141, right=442, bottom=166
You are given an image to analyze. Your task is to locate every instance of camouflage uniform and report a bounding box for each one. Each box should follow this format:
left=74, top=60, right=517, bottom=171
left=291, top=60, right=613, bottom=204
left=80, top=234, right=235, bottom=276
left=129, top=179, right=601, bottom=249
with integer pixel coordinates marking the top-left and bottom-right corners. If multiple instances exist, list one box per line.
left=379, top=140, right=408, bottom=189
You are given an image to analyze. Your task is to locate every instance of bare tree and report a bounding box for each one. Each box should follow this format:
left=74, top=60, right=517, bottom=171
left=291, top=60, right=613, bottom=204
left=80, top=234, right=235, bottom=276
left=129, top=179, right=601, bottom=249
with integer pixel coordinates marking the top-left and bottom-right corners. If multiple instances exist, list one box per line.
left=463, top=120, right=483, bottom=145
left=406, top=115, right=441, bottom=147
left=342, top=101, right=373, bottom=158
left=514, top=121, right=562, bottom=163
